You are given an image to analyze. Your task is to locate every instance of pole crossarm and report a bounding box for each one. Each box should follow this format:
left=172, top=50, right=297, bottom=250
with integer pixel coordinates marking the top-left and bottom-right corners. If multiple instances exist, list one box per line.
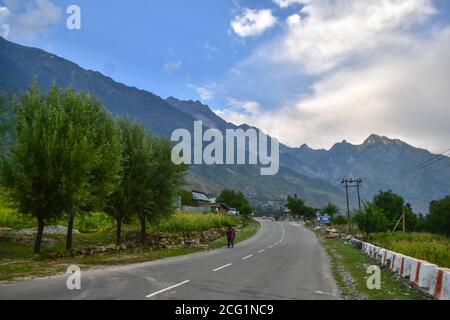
left=341, top=178, right=363, bottom=234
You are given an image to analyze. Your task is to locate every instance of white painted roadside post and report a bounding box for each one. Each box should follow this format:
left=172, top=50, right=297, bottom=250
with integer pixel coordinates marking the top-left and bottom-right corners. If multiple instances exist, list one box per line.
left=429, top=268, right=450, bottom=300
left=410, top=260, right=438, bottom=289
left=349, top=238, right=450, bottom=300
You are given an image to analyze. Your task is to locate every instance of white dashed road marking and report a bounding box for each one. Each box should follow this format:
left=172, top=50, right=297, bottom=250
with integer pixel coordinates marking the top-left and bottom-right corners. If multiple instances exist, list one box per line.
left=242, top=255, right=253, bottom=260
left=146, top=280, right=190, bottom=298
left=213, top=263, right=232, bottom=272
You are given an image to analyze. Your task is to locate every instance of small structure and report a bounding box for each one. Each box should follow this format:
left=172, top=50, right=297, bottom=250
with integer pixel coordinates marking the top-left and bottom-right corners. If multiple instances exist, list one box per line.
left=183, top=191, right=229, bottom=214
left=192, top=191, right=213, bottom=207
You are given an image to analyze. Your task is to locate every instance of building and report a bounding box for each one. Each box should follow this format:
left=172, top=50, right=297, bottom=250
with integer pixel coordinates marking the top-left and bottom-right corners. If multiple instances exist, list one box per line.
left=184, top=191, right=230, bottom=214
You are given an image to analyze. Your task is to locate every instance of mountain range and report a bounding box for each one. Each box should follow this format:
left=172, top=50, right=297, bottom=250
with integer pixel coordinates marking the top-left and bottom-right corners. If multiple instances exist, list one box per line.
left=1, top=36, right=449, bottom=213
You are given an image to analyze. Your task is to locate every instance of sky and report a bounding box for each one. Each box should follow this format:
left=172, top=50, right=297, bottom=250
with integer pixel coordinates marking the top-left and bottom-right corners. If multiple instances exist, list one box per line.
left=0, top=0, right=449, bottom=152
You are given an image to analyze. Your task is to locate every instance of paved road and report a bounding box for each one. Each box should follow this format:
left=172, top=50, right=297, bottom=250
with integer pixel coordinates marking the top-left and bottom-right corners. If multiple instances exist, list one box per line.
left=0, top=219, right=339, bottom=300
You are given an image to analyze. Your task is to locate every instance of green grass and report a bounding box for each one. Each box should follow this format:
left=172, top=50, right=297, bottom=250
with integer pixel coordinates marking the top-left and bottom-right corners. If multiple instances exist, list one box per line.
left=149, top=212, right=240, bottom=234
left=0, top=216, right=260, bottom=282
left=317, top=233, right=427, bottom=300
left=0, top=193, right=261, bottom=281
left=0, top=202, right=239, bottom=234
left=370, top=232, right=450, bottom=268
left=325, top=222, right=450, bottom=268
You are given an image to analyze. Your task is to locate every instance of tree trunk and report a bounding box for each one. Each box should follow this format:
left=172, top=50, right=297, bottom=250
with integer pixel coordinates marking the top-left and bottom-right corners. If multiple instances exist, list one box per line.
left=116, top=219, right=122, bottom=246
left=139, top=215, right=147, bottom=246
left=65, top=214, right=74, bottom=255
left=33, top=217, right=45, bottom=255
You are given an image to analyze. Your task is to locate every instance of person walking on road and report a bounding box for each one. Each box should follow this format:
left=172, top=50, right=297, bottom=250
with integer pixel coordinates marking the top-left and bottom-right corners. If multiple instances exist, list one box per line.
left=226, top=227, right=236, bottom=248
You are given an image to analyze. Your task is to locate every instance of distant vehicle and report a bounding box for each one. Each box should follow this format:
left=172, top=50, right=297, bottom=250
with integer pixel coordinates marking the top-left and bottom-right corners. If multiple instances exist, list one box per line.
left=262, top=216, right=267, bottom=219
left=228, top=208, right=238, bottom=216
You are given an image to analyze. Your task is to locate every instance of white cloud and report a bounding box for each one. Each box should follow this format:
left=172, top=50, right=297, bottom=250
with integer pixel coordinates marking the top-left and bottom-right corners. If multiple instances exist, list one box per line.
left=0, top=6, right=10, bottom=37
left=264, top=0, right=437, bottom=74
left=163, top=60, right=182, bottom=73
left=214, top=98, right=263, bottom=125
left=273, top=0, right=303, bottom=8
left=219, top=27, right=450, bottom=152
left=228, top=98, right=262, bottom=114
left=2, top=0, right=62, bottom=38
left=188, top=83, right=218, bottom=101
left=231, top=8, right=277, bottom=37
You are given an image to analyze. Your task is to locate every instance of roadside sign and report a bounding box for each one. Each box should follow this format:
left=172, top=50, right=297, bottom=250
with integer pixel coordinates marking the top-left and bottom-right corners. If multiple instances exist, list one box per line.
left=319, top=215, right=331, bottom=224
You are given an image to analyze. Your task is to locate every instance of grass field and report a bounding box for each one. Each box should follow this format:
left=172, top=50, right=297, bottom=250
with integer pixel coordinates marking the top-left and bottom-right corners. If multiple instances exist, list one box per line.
left=149, top=212, right=240, bottom=233
left=318, top=234, right=427, bottom=300
left=329, top=223, right=449, bottom=268
left=0, top=194, right=261, bottom=281
left=370, top=232, right=450, bottom=268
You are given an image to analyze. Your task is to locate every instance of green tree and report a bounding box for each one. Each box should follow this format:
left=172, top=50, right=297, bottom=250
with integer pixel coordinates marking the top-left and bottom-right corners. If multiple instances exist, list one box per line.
left=332, top=215, right=348, bottom=225
left=286, top=194, right=317, bottom=220
left=105, top=118, right=155, bottom=246
left=239, top=203, right=253, bottom=217
left=372, top=190, right=404, bottom=228
left=130, top=136, right=187, bottom=245
left=416, top=213, right=428, bottom=232
left=217, top=189, right=252, bottom=216
left=353, top=204, right=389, bottom=237
left=180, top=189, right=196, bottom=206
left=403, top=203, right=418, bottom=232
left=0, top=96, right=13, bottom=153
left=286, top=195, right=305, bottom=219
left=1, top=84, right=66, bottom=254
left=0, top=83, right=121, bottom=254
left=427, top=196, right=450, bottom=236
left=54, top=86, right=121, bottom=253
left=321, top=203, right=339, bottom=217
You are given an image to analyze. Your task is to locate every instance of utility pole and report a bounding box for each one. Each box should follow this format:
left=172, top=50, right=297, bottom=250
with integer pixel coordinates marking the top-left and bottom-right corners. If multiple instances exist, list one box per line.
left=341, top=178, right=363, bottom=234
left=356, top=178, right=362, bottom=210
left=392, top=208, right=406, bottom=234
left=342, top=179, right=351, bottom=234
left=403, top=207, right=406, bottom=233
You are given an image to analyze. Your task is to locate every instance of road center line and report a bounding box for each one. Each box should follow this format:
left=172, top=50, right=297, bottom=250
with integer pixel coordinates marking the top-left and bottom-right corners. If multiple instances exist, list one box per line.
left=242, top=254, right=253, bottom=260
left=145, top=280, right=190, bottom=298
left=268, top=245, right=273, bottom=249
left=258, top=249, right=265, bottom=253
left=213, top=263, right=232, bottom=272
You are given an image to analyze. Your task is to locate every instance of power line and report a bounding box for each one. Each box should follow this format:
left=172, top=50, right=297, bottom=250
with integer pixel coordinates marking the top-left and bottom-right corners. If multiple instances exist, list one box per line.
left=421, top=162, right=450, bottom=175
left=402, top=149, right=450, bottom=177
left=403, top=148, right=450, bottom=173
left=389, top=149, right=450, bottom=189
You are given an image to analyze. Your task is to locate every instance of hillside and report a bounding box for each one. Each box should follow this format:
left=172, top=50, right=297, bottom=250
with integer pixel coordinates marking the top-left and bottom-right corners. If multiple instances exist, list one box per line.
left=0, top=36, right=346, bottom=208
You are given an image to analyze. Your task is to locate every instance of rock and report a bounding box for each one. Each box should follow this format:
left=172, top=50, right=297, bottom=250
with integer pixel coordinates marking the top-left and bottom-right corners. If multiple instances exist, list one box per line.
left=0, top=227, right=12, bottom=234
left=326, top=232, right=340, bottom=239
left=14, top=225, right=80, bottom=235
left=104, top=244, right=116, bottom=252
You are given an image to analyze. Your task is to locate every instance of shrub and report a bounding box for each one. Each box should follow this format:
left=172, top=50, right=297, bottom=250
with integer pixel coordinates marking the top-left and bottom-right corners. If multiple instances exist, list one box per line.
left=353, top=204, right=389, bottom=236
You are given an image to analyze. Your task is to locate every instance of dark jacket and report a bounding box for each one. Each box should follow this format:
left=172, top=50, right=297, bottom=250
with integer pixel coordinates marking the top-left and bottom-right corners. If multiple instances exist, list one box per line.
left=226, top=229, right=236, bottom=241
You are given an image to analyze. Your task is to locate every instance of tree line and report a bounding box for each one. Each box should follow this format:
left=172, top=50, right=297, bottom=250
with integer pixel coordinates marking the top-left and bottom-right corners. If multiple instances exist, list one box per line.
left=285, top=190, right=450, bottom=237
left=353, top=190, right=450, bottom=237
left=0, top=82, right=186, bottom=255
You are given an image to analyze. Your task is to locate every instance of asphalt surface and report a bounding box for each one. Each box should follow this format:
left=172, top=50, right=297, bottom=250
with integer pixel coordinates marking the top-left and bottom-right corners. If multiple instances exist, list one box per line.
left=0, top=219, right=339, bottom=300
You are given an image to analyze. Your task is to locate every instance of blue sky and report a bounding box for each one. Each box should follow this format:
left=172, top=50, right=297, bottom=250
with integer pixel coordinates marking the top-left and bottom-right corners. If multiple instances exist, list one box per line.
left=1, top=0, right=450, bottom=151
